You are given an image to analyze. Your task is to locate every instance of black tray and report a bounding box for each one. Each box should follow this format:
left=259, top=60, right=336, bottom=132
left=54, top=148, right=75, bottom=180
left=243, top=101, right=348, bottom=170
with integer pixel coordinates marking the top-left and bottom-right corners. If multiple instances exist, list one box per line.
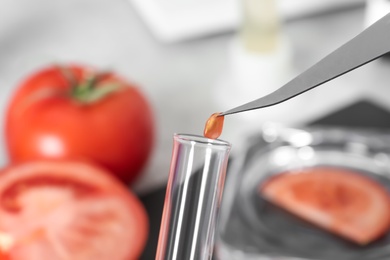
left=139, top=100, right=390, bottom=260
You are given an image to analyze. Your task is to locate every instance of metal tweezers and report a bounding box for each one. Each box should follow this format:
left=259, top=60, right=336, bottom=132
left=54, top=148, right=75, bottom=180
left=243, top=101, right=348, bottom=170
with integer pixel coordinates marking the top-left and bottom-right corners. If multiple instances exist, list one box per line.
left=221, top=12, right=390, bottom=116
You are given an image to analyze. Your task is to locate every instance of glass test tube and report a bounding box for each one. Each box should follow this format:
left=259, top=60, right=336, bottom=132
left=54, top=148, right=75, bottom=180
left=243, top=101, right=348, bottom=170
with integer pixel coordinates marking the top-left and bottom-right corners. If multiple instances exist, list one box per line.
left=156, top=134, right=231, bottom=260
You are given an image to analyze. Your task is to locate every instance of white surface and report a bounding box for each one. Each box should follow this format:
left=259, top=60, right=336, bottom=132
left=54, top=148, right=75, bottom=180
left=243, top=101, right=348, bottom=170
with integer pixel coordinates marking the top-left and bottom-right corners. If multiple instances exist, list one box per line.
left=129, top=0, right=365, bottom=42
left=0, top=1, right=389, bottom=195
left=365, top=0, right=390, bottom=26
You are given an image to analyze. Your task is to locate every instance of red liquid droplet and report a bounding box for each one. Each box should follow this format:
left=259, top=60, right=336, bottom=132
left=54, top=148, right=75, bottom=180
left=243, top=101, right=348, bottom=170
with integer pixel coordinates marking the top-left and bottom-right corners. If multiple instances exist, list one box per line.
left=203, top=113, right=224, bottom=139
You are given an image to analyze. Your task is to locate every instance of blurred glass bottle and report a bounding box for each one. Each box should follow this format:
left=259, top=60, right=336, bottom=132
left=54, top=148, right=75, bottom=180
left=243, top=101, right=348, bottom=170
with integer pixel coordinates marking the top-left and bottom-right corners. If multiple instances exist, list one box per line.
left=241, top=0, right=281, bottom=53
left=213, top=0, right=294, bottom=144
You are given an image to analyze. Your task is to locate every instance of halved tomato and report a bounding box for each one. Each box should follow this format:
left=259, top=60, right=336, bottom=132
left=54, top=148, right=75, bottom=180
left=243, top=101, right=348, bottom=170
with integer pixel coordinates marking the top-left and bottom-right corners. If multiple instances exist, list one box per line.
left=0, top=161, right=148, bottom=260
left=260, top=167, right=390, bottom=245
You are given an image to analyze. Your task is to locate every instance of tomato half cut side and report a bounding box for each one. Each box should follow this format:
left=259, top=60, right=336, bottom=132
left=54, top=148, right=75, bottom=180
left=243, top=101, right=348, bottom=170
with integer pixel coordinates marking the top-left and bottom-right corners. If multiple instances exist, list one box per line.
left=260, top=167, right=390, bottom=245
left=0, top=161, right=148, bottom=260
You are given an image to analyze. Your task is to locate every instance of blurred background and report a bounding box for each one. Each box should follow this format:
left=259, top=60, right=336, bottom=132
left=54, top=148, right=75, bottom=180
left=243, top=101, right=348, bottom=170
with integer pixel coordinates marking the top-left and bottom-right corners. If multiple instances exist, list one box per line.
left=2, top=0, right=390, bottom=194
left=2, top=0, right=390, bottom=258
left=0, top=0, right=389, bottom=192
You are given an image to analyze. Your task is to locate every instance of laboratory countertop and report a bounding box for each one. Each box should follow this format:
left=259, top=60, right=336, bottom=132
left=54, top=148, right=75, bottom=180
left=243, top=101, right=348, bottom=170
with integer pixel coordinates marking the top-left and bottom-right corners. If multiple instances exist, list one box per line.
left=0, top=0, right=389, bottom=195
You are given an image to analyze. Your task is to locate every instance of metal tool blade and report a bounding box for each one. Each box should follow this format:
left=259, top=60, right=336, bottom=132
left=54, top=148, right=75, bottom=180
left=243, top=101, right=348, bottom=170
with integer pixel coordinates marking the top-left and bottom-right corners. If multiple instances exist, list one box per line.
left=221, top=13, right=390, bottom=116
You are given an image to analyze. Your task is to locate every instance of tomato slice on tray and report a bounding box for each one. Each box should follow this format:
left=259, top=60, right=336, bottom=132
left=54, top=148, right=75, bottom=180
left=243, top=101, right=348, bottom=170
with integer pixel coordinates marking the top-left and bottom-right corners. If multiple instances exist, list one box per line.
left=0, top=161, right=148, bottom=260
left=260, top=167, right=390, bottom=245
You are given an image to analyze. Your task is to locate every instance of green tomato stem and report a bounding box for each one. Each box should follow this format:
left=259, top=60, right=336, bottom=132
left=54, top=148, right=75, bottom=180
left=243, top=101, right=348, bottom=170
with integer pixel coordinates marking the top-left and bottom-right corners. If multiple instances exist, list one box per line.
left=57, top=66, right=122, bottom=104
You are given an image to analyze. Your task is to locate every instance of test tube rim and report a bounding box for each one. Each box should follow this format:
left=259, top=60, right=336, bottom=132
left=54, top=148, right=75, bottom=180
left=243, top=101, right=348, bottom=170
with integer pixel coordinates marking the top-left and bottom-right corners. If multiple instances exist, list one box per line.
left=174, top=133, right=231, bottom=148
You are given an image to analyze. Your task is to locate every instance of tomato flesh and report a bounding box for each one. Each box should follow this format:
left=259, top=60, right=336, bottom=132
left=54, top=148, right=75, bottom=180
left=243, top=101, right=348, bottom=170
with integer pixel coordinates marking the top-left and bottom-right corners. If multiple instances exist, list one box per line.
left=260, top=167, right=390, bottom=245
left=1, top=175, right=98, bottom=213
left=203, top=113, right=224, bottom=139
left=0, top=161, right=148, bottom=260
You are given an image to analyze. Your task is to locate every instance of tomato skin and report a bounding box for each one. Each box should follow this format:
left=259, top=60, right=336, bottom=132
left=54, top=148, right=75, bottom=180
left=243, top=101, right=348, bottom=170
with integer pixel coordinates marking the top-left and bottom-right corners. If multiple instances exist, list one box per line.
left=5, top=65, right=154, bottom=184
left=0, top=160, right=148, bottom=260
left=0, top=251, right=9, bottom=260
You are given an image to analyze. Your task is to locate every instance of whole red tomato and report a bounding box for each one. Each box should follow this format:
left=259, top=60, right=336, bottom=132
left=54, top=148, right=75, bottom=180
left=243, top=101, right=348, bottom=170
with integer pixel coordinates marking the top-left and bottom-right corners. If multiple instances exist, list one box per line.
left=5, top=64, right=154, bottom=184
